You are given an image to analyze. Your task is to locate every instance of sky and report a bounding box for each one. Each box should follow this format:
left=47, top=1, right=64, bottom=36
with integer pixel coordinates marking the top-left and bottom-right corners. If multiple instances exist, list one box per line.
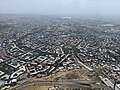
left=0, top=0, right=120, bottom=16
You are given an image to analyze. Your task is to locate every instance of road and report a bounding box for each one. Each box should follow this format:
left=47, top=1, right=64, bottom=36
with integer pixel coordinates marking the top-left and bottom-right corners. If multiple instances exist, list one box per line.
left=99, top=76, right=119, bottom=90
left=9, top=80, right=106, bottom=90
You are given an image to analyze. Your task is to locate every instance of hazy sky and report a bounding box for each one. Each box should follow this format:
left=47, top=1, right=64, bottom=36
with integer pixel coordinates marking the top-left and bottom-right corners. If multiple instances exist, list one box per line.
left=0, top=0, right=120, bottom=16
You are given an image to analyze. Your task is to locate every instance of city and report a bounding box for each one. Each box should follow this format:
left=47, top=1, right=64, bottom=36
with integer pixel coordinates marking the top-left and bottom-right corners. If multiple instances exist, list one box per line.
left=0, top=14, right=120, bottom=90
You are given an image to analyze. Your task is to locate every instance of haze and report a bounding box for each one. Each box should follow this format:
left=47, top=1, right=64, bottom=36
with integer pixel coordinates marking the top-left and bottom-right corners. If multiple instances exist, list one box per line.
left=0, top=0, right=120, bottom=16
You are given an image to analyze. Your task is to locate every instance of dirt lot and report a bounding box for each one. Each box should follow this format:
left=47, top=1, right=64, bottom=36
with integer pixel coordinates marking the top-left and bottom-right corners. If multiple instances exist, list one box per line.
left=23, top=86, right=52, bottom=90
left=30, top=67, right=93, bottom=82
left=10, top=67, right=100, bottom=90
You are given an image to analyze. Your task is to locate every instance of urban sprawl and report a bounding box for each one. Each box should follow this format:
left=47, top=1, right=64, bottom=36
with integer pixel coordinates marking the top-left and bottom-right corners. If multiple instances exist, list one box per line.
left=0, top=15, right=120, bottom=90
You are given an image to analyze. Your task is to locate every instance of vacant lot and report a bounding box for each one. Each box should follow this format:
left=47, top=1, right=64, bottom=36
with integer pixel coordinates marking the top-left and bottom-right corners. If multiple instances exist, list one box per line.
left=30, top=67, right=93, bottom=82
left=23, top=86, right=51, bottom=90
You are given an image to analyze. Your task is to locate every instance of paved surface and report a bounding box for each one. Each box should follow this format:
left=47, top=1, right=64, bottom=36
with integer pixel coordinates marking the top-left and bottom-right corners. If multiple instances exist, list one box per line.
left=9, top=80, right=108, bottom=90
left=99, top=76, right=119, bottom=90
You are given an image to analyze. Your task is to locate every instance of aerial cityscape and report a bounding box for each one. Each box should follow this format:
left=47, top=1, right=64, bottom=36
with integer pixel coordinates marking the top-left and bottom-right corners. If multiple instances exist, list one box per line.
left=0, top=0, right=120, bottom=90
left=0, top=14, right=119, bottom=90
